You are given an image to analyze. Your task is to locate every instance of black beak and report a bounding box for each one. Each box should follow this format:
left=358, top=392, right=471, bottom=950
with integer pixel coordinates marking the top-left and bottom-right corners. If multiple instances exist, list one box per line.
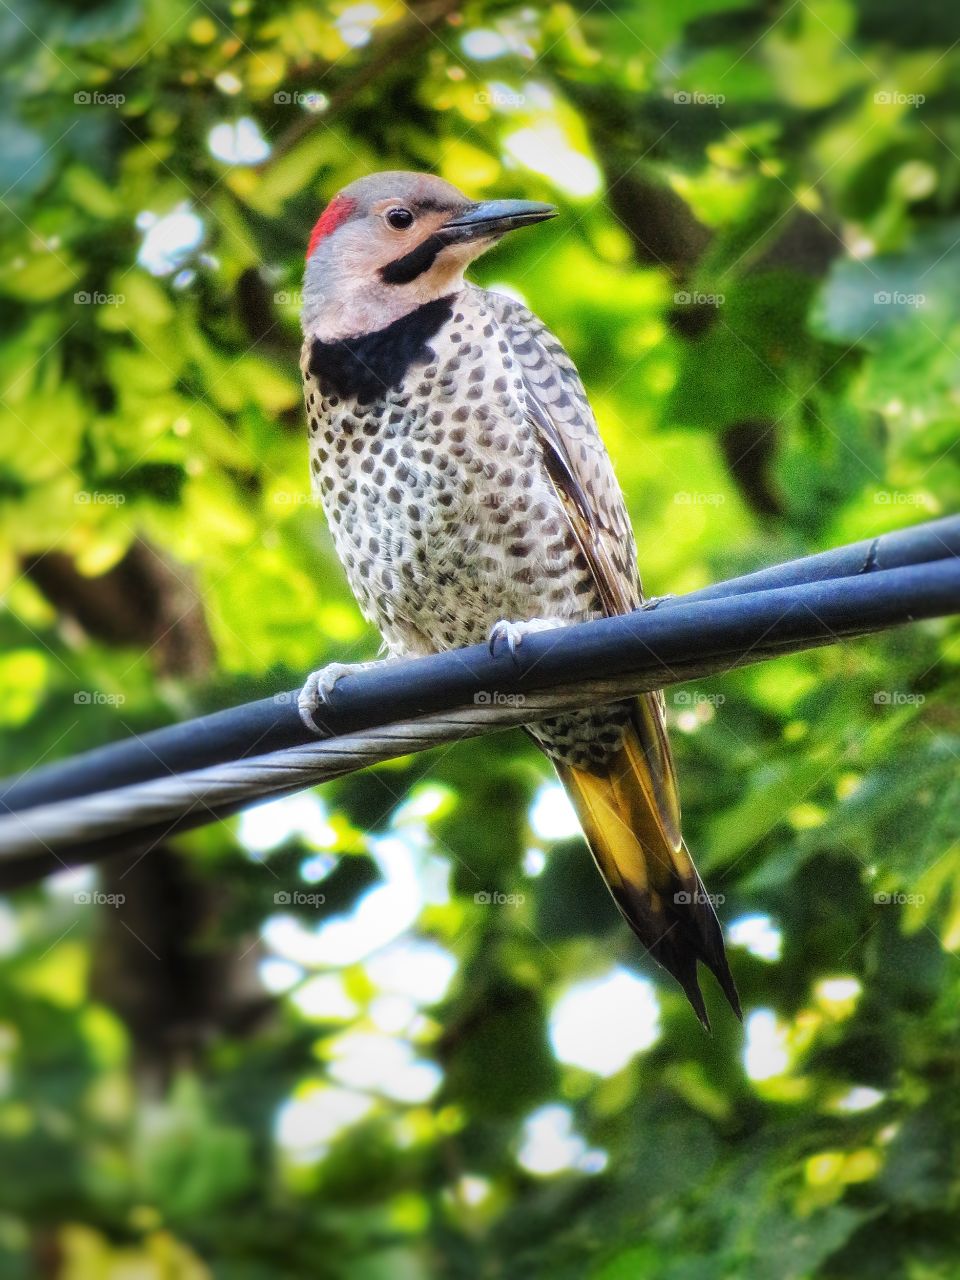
left=438, top=199, right=558, bottom=244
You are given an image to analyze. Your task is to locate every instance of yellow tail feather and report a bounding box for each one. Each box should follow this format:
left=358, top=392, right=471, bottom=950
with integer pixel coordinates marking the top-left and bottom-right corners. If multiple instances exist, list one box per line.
left=556, top=720, right=740, bottom=1026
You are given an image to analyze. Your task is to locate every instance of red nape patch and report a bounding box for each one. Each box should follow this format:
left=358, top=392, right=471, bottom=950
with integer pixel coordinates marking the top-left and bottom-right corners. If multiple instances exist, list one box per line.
left=306, top=195, right=357, bottom=259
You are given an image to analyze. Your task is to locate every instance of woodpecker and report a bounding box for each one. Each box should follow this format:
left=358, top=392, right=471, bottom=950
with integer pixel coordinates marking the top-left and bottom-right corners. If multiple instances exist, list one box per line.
left=298, top=171, right=739, bottom=1026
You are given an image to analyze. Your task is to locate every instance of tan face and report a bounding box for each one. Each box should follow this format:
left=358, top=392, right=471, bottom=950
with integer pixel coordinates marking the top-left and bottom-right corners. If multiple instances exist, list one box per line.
left=362, top=198, right=468, bottom=269
left=301, top=173, right=556, bottom=341
left=303, top=203, right=473, bottom=341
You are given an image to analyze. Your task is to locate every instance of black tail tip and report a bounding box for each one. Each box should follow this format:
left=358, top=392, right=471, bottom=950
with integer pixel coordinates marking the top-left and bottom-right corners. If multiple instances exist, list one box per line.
left=664, top=950, right=742, bottom=1028
left=713, top=960, right=743, bottom=1023
left=681, top=973, right=712, bottom=1032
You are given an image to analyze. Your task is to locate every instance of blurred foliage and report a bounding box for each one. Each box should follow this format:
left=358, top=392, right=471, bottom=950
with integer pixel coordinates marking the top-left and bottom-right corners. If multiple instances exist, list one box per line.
left=1, top=0, right=959, bottom=1276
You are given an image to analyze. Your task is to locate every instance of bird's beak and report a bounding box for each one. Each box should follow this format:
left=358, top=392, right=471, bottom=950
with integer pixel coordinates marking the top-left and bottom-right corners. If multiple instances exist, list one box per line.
left=438, top=199, right=558, bottom=244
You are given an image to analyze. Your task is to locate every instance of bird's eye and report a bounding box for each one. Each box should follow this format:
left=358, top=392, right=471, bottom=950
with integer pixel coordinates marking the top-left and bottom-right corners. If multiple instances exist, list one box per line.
left=386, top=207, right=414, bottom=230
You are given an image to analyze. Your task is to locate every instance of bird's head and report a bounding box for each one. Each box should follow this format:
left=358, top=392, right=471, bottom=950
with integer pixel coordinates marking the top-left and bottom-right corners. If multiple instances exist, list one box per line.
left=301, top=171, right=556, bottom=340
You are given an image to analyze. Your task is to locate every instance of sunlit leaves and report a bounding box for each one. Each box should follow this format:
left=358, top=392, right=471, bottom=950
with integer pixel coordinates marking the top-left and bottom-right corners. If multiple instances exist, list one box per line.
left=0, top=0, right=959, bottom=1276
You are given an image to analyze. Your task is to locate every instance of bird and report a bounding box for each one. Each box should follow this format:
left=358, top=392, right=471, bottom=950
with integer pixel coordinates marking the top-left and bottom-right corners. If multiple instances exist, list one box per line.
left=297, top=171, right=740, bottom=1026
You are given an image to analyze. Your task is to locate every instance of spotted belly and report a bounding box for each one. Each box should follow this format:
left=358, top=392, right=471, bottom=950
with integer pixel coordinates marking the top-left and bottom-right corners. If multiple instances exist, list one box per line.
left=301, top=292, right=632, bottom=771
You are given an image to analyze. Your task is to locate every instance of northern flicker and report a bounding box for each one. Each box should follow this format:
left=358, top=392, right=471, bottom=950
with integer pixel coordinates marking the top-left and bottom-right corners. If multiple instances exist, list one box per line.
left=298, top=171, right=739, bottom=1025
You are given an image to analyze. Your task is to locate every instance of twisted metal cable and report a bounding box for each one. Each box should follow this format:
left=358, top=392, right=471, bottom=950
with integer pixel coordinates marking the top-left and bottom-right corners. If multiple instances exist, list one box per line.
left=0, top=517, right=957, bottom=872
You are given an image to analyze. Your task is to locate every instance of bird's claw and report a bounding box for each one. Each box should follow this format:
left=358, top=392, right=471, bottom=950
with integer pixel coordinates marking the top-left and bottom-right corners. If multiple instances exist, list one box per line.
left=298, top=661, right=358, bottom=732
left=487, top=617, right=559, bottom=661
left=641, top=593, right=676, bottom=611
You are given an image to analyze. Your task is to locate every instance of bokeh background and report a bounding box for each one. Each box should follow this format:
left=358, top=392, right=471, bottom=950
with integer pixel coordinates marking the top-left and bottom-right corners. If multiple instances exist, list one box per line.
left=1, top=0, right=960, bottom=1276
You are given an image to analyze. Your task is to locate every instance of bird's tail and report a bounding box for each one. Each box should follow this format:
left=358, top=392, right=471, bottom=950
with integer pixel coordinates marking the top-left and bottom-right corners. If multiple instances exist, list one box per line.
left=556, top=718, right=741, bottom=1028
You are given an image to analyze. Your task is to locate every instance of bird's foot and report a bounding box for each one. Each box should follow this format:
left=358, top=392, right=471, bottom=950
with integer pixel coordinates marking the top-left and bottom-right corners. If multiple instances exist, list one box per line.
left=488, top=617, right=562, bottom=660
left=298, top=660, right=378, bottom=732
left=640, top=593, right=676, bottom=611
